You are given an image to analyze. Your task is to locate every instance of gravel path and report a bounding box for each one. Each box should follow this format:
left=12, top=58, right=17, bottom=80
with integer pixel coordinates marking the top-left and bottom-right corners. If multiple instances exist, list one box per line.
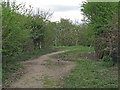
left=10, top=50, right=76, bottom=88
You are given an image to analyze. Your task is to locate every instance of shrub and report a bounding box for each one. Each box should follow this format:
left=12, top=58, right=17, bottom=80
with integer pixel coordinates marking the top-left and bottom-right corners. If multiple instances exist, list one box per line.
left=101, top=55, right=114, bottom=67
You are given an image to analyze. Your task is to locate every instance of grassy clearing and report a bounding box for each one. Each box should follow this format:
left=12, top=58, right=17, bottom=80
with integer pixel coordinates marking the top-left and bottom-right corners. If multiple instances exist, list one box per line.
left=55, top=46, right=118, bottom=88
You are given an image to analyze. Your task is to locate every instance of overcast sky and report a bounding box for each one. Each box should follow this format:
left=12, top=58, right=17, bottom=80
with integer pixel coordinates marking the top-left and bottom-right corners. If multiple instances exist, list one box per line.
left=10, top=0, right=86, bottom=23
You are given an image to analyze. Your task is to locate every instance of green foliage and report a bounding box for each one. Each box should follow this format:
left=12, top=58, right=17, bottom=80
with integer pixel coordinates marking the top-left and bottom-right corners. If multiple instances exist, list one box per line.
left=81, top=2, right=118, bottom=34
left=56, top=19, right=90, bottom=46
left=30, top=15, right=45, bottom=40
left=101, top=56, right=114, bottom=67
left=2, top=2, right=31, bottom=57
left=43, top=22, right=56, bottom=47
left=2, top=1, right=58, bottom=86
left=102, top=56, right=112, bottom=62
left=81, top=2, right=118, bottom=61
left=2, top=1, right=55, bottom=56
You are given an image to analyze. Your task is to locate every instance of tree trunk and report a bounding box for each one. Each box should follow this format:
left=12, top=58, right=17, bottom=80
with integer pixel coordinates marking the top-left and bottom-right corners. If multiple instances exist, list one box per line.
left=7, top=0, right=10, bottom=9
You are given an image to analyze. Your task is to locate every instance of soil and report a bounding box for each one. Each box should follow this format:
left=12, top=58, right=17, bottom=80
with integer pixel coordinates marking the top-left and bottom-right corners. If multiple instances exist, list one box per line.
left=9, top=50, right=76, bottom=88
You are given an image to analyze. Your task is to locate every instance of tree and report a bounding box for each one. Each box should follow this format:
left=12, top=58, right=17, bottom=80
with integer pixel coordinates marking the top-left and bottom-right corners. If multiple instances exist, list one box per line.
left=2, top=2, right=30, bottom=57
left=55, top=18, right=89, bottom=46
left=81, top=1, right=118, bottom=61
left=30, top=8, right=53, bottom=49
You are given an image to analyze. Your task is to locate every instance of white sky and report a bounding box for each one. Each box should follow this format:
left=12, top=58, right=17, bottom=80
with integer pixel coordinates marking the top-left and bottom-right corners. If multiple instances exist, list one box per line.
left=9, top=0, right=87, bottom=23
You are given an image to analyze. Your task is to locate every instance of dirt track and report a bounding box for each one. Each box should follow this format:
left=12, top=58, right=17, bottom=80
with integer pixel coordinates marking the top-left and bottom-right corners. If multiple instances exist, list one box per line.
left=10, top=50, right=76, bottom=88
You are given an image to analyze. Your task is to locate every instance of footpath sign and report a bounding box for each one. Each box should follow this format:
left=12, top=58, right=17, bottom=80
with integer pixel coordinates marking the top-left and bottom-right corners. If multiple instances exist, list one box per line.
left=54, top=28, right=62, bottom=31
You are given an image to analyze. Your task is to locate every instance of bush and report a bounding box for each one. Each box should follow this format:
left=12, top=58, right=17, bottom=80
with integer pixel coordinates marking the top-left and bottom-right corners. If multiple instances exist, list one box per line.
left=102, top=55, right=112, bottom=62
left=101, top=55, right=114, bottom=67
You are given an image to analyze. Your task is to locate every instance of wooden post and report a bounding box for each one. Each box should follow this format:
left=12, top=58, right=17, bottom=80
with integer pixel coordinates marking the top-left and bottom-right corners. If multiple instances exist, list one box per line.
left=58, top=59, right=60, bottom=65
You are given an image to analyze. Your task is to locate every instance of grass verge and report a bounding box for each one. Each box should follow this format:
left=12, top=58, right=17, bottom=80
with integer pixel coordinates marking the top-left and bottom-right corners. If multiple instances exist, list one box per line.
left=54, top=46, right=118, bottom=88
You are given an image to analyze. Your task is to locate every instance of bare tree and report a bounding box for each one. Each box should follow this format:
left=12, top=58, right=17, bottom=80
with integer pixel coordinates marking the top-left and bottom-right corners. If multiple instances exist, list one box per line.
left=36, top=8, right=54, bottom=22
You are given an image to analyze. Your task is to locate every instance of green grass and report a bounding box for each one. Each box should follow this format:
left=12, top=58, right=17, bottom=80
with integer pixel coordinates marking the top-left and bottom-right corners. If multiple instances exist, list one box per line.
left=57, top=46, right=94, bottom=51
left=53, top=46, right=94, bottom=60
left=61, top=59, right=118, bottom=88
left=44, top=60, right=52, bottom=63
left=54, top=46, right=118, bottom=88
left=35, top=76, right=54, bottom=88
left=42, top=76, right=54, bottom=88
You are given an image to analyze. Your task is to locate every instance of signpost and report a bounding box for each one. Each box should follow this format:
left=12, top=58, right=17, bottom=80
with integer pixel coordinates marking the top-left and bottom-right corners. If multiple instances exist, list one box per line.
left=54, top=28, right=62, bottom=47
